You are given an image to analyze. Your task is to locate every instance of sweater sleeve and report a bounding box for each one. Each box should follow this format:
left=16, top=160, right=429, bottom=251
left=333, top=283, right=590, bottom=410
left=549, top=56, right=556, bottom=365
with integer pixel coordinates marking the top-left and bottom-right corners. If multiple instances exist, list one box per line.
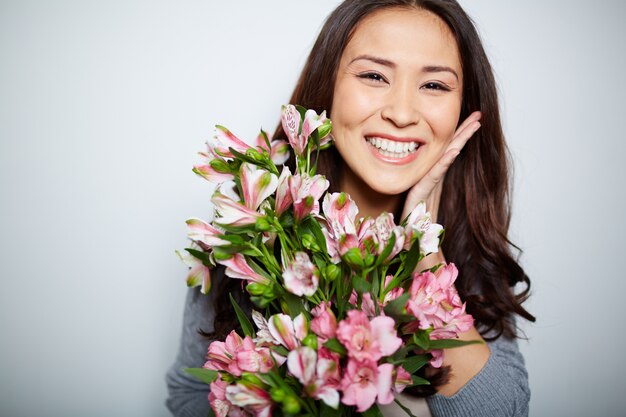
left=426, top=334, right=530, bottom=417
left=165, top=287, right=214, bottom=417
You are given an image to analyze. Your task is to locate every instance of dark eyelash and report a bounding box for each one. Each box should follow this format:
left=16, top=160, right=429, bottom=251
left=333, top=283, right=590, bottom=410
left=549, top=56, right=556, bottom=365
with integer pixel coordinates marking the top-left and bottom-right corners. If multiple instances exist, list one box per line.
left=423, top=82, right=451, bottom=92
left=357, top=72, right=386, bottom=83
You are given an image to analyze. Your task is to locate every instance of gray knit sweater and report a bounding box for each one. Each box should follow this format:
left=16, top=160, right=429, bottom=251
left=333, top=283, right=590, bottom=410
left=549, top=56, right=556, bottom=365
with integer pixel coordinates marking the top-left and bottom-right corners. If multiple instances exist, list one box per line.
left=165, top=288, right=530, bottom=417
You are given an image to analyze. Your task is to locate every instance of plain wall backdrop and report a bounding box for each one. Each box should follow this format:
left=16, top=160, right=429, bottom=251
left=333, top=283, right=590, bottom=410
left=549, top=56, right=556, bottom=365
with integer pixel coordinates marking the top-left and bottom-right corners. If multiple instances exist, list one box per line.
left=1, top=1, right=625, bottom=416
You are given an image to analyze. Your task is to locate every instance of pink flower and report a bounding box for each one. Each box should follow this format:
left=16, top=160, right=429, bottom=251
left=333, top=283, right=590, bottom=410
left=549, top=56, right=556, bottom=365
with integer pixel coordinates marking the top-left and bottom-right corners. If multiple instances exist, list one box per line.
left=268, top=313, right=307, bottom=350
left=212, top=125, right=252, bottom=158
left=212, top=191, right=264, bottom=227
left=336, top=310, right=401, bottom=362
left=382, top=275, right=404, bottom=306
left=373, top=212, right=405, bottom=261
left=310, top=302, right=337, bottom=342
left=217, top=254, right=270, bottom=285
left=204, top=331, right=245, bottom=375
left=281, top=104, right=305, bottom=156
left=274, top=167, right=293, bottom=216
left=185, top=218, right=229, bottom=248
left=239, top=163, right=278, bottom=211
left=192, top=151, right=234, bottom=184
left=226, top=383, right=273, bottom=417
left=176, top=249, right=212, bottom=294
left=323, top=192, right=358, bottom=237
left=289, top=174, right=329, bottom=222
left=406, top=263, right=473, bottom=338
left=392, top=366, right=412, bottom=393
left=281, top=105, right=329, bottom=157
left=254, top=130, right=290, bottom=165
left=287, top=346, right=340, bottom=408
left=282, top=252, right=320, bottom=297
left=209, top=379, right=247, bottom=417
left=340, top=359, right=394, bottom=412
left=348, top=291, right=377, bottom=317
left=235, top=337, right=275, bottom=374
left=404, top=201, right=443, bottom=255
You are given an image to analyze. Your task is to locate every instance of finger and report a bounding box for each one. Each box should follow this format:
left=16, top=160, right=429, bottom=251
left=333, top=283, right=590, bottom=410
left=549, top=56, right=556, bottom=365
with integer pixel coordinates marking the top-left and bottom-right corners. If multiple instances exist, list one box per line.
left=455, top=111, right=482, bottom=135
left=446, top=117, right=481, bottom=154
left=406, top=148, right=460, bottom=203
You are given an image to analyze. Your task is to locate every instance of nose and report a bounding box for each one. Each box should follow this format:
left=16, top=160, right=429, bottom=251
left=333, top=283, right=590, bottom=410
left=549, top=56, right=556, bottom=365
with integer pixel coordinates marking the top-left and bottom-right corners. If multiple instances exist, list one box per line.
left=380, top=83, right=420, bottom=128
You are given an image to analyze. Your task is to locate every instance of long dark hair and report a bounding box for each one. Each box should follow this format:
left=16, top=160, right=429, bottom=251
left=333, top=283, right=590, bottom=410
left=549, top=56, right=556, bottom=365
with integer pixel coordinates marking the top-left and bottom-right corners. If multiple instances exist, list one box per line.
left=210, top=0, right=534, bottom=391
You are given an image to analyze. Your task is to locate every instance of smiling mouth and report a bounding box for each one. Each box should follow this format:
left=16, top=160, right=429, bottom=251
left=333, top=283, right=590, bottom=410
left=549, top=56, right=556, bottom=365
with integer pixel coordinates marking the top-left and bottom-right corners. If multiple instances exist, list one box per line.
left=365, top=136, right=420, bottom=159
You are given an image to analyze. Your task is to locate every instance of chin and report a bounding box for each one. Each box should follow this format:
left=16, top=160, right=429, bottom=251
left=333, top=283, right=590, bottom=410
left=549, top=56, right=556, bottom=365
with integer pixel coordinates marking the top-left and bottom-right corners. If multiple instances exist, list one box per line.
left=365, top=178, right=412, bottom=196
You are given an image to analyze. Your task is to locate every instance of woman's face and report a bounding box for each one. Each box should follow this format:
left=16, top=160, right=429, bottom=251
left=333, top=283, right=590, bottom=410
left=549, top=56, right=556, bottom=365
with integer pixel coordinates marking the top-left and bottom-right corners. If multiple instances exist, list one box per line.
left=331, top=7, right=463, bottom=196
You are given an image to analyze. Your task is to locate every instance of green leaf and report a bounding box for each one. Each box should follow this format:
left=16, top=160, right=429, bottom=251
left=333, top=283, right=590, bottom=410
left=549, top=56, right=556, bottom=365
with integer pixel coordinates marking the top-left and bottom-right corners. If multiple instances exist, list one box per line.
left=352, top=275, right=371, bottom=294
left=229, top=293, right=255, bottom=337
left=320, top=403, right=342, bottom=417
left=184, top=368, right=218, bottom=384
left=211, top=244, right=262, bottom=257
left=323, top=338, right=347, bottom=356
left=398, top=238, right=421, bottom=281
left=383, top=293, right=410, bottom=318
left=375, top=232, right=396, bottom=267
left=393, top=399, right=418, bottom=417
left=400, top=354, right=430, bottom=374
left=410, top=375, right=430, bottom=386
left=301, top=216, right=329, bottom=254
left=361, top=404, right=384, bottom=417
left=284, top=292, right=305, bottom=317
left=428, top=338, right=484, bottom=350
left=185, top=248, right=212, bottom=265
left=413, top=331, right=430, bottom=350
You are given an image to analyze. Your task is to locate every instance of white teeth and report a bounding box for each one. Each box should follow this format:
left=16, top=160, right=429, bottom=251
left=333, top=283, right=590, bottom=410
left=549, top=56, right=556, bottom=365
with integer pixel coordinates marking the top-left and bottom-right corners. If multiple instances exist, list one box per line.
left=366, top=136, right=419, bottom=158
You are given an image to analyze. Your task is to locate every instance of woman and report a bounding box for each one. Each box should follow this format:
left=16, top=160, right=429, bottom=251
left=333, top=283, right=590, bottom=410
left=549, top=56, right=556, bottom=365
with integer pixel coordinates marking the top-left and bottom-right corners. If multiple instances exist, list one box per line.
left=166, top=1, right=534, bottom=416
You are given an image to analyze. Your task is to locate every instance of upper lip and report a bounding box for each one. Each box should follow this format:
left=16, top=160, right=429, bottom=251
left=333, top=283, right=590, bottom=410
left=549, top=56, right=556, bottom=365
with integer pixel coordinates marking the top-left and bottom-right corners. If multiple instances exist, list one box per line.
left=364, top=133, right=425, bottom=144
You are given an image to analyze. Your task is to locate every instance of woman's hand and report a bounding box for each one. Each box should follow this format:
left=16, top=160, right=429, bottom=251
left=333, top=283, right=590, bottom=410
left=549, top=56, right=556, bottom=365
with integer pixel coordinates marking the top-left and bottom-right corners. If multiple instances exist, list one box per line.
left=400, top=111, right=482, bottom=222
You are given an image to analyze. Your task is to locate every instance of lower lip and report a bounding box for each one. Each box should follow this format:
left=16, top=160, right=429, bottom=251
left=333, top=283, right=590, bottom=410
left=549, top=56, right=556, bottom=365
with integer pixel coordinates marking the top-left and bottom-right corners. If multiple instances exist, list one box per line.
left=365, top=140, right=421, bottom=165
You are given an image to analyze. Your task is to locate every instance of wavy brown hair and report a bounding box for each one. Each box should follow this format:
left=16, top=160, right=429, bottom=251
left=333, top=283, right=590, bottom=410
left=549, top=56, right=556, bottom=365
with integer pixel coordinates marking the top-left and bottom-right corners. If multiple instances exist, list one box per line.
left=210, top=0, right=535, bottom=394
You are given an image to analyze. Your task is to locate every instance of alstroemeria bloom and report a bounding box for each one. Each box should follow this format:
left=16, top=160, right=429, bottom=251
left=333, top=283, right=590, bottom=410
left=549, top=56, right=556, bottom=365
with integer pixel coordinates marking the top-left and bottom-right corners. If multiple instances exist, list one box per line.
left=226, top=382, right=273, bottom=417
left=176, top=249, right=211, bottom=294
left=340, top=359, right=394, bottom=412
left=209, top=379, right=247, bottom=417
left=322, top=192, right=359, bottom=259
left=193, top=151, right=234, bottom=184
left=254, top=130, right=290, bottom=165
left=287, top=346, right=340, bottom=408
left=404, top=201, right=443, bottom=255
left=282, top=252, right=320, bottom=297
left=274, top=166, right=293, bottom=216
left=212, top=191, right=264, bottom=227
left=374, top=212, right=405, bottom=261
left=204, top=330, right=245, bottom=375
left=392, top=366, right=412, bottom=393
left=336, top=310, right=401, bottom=362
left=310, top=301, right=337, bottom=342
left=185, top=218, right=229, bottom=248
left=235, top=337, right=275, bottom=374
left=289, top=174, right=329, bottom=222
left=217, top=253, right=270, bottom=285
left=268, top=313, right=307, bottom=350
left=212, top=125, right=252, bottom=158
left=239, top=163, right=278, bottom=211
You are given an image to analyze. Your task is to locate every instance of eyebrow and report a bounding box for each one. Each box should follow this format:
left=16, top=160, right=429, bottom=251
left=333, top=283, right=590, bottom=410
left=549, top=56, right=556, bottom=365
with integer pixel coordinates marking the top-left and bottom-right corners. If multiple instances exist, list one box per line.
left=350, top=55, right=459, bottom=80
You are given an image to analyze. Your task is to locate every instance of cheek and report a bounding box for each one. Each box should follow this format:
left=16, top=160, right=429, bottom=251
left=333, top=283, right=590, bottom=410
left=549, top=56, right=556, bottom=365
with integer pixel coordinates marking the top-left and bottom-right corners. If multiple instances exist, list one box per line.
left=424, top=99, right=461, bottom=145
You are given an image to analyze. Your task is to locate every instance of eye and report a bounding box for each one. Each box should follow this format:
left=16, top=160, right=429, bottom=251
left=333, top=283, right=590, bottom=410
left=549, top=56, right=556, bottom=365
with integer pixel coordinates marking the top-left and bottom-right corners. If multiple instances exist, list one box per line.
left=357, top=72, right=388, bottom=84
left=422, top=82, right=451, bottom=92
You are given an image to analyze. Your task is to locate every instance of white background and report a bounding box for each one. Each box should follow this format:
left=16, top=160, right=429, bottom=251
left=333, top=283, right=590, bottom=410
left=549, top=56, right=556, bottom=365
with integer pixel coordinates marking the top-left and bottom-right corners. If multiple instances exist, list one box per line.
left=1, top=1, right=625, bottom=416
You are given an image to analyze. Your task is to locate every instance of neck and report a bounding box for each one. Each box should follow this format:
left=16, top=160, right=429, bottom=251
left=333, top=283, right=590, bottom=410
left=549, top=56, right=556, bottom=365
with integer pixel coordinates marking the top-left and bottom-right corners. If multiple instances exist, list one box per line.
left=338, top=164, right=404, bottom=221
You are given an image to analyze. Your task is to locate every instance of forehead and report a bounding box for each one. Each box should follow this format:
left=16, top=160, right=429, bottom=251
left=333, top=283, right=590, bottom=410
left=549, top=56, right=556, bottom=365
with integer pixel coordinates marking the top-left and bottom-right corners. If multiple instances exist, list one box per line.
left=343, top=7, right=461, bottom=72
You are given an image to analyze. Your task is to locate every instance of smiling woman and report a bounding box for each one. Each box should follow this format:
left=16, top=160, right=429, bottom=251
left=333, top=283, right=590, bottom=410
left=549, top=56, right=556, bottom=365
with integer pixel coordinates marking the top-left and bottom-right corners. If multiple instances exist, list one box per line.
left=166, top=1, right=534, bottom=416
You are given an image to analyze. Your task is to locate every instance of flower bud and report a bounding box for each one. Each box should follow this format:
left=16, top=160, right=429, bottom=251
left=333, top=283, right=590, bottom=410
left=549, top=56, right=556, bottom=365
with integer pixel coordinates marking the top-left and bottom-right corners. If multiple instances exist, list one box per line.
left=342, top=247, right=364, bottom=269
left=245, top=148, right=264, bottom=161
left=270, top=387, right=286, bottom=403
left=209, top=158, right=231, bottom=173
left=283, top=396, right=301, bottom=415
left=246, top=282, right=266, bottom=296
left=325, top=264, right=341, bottom=281
left=240, top=373, right=264, bottom=386
left=302, top=334, right=318, bottom=350
left=301, top=234, right=320, bottom=251
left=255, top=217, right=271, bottom=231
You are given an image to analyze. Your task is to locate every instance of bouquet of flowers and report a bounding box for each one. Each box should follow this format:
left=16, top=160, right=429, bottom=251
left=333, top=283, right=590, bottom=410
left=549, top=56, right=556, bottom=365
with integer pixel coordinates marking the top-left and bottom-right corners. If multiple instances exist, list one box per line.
left=178, top=105, right=478, bottom=417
